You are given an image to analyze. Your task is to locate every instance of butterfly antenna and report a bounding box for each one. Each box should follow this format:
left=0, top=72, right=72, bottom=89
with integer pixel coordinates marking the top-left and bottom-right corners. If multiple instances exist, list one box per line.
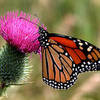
left=19, top=17, right=40, bottom=28
left=33, top=13, right=40, bottom=21
left=33, top=14, right=44, bottom=28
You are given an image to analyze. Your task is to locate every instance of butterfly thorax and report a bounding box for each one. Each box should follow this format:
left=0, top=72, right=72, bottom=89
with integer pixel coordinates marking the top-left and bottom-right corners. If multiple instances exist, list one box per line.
left=38, top=27, right=49, bottom=47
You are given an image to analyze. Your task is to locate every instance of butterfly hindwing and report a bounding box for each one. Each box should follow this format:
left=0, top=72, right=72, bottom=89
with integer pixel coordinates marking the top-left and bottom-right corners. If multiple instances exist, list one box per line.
left=41, top=38, right=79, bottom=89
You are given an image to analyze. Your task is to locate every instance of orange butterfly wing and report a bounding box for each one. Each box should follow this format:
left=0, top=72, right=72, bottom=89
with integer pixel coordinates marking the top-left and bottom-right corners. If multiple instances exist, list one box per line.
left=41, top=34, right=100, bottom=89
left=50, top=36, right=100, bottom=67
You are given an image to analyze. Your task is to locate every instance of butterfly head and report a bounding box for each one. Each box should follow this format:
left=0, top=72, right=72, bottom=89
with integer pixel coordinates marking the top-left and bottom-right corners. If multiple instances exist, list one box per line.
left=38, top=27, right=49, bottom=47
left=39, top=27, right=48, bottom=36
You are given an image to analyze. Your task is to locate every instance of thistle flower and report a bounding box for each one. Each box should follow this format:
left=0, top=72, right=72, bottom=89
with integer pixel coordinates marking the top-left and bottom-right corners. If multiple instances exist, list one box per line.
left=0, top=11, right=47, bottom=96
left=0, top=11, right=46, bottom=53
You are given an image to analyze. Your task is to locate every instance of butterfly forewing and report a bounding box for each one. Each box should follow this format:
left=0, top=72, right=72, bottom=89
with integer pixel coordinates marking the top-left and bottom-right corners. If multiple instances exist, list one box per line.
left=49, top=35, right=100, bottom=72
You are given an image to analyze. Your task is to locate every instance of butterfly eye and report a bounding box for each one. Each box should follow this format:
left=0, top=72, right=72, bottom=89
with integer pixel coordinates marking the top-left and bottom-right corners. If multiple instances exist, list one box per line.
left=39, top=27, right=44, bottom=32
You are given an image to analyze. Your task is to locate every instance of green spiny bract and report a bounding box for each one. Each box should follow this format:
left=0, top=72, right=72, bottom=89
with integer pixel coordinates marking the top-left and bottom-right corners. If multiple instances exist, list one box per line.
left=0, top=43, right=31, bottom=96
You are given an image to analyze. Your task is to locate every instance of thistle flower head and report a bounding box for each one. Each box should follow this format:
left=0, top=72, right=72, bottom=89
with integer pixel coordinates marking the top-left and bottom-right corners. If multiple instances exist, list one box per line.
left=0, top=11, right=46, bottom=53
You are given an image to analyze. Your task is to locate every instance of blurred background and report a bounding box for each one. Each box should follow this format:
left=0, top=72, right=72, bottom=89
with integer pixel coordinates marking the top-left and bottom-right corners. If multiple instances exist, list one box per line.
left=0, top=0, right=100, bottom=100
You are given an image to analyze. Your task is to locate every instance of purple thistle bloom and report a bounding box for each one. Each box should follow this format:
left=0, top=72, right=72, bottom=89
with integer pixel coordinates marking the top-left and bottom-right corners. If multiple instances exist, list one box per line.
left=0, top=11, right=46, bottom=53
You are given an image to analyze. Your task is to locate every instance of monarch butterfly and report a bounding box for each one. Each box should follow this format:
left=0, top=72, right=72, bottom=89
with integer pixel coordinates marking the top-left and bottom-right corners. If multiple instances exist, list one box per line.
left=20, top=17, right=100, bottom=89
left=38, top=27, right=100, bottom=89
